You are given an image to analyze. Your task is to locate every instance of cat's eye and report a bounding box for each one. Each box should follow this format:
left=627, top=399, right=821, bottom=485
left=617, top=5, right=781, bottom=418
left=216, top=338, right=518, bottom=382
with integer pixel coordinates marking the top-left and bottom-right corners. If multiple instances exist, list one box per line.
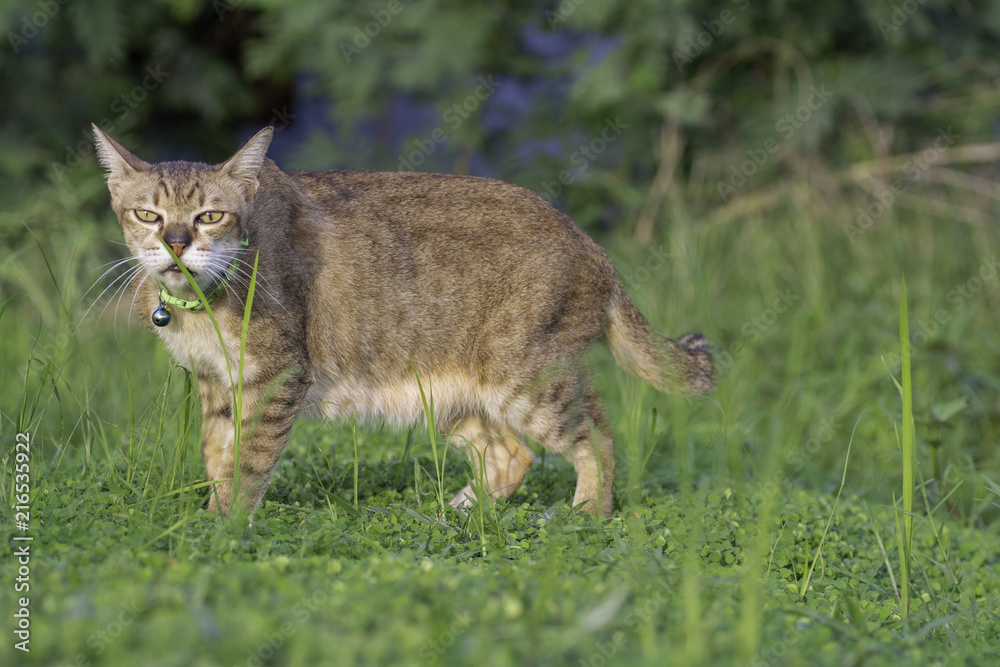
left=197, top=211, right=224, bottom=224
left=134, top=209, right=160, bottom=223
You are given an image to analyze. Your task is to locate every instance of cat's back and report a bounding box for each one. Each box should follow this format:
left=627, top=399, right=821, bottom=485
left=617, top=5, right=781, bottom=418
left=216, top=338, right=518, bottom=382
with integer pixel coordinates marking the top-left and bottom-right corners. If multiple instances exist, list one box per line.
left=288, top=168, right=599, bottom=259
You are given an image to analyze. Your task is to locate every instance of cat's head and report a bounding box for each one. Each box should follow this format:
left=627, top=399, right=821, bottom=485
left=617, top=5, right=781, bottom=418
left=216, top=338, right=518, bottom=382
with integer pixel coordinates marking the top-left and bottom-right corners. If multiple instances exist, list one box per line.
left=93, top=126, right=273, bottom=294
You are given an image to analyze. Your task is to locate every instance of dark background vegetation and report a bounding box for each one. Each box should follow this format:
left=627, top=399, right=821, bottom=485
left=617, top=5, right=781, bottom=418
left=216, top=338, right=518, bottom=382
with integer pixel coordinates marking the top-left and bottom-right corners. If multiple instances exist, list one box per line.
left=6, top=0, right=999, bottom=229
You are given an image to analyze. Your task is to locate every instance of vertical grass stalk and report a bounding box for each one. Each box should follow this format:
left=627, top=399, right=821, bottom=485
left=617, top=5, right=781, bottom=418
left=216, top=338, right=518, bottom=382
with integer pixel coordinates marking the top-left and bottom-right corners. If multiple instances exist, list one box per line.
left=350, top=413, right=359, bottom=509
left=235, top=250, right=261, bottom=511
left=411, top=358, right=447, bottom=514
left=897, top=277, right=915, bottom=619
left=799, top=416, right=857, bottom=597
left=159, top=238, right=259, bottom=515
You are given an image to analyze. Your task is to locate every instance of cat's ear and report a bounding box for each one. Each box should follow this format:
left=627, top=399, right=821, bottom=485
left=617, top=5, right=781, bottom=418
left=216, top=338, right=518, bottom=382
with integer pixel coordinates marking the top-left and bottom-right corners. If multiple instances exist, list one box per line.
left=92, top=123, right=150, bottom=191
left=219, top=126, right=273, bottom=194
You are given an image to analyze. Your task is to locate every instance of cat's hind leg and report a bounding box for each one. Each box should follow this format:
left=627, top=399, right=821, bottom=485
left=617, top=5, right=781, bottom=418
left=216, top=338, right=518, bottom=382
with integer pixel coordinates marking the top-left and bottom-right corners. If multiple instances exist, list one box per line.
left=448, top=415, right=534, bottom=508
left=508, top=375, right=615, bottom=517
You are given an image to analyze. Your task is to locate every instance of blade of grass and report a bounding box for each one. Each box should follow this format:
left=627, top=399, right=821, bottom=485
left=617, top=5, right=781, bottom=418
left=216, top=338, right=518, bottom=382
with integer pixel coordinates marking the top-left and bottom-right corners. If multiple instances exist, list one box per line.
left=235, top=249, right=260, bottom=510
left=799, top=414, right=859, bottom=596
left=158, top=238, right=260, bottom=515
left=350, top=413, right=359, bottom=509
left=410, top=357, right=446, bottom=514
left=899, top=277, right=915, bottom=619
left=915, top=454, right=959, bottom=586
left=864, top=499, right=901, bottom=604
left=24, top=222, right=71, bottom=320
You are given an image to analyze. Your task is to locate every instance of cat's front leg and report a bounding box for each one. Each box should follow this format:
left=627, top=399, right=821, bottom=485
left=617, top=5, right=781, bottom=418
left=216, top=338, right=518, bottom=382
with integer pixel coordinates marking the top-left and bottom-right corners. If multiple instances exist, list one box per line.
left=199, top=374, right=236, bottom=512
left=199, top=369, right=310, bottom=515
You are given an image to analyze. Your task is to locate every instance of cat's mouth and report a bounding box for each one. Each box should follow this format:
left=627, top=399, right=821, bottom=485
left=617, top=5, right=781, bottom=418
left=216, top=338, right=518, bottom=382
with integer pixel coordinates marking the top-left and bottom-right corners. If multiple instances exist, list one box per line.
left=164, top=264, right=198, bottom=276
left=158, top=263, right=203, bottom=291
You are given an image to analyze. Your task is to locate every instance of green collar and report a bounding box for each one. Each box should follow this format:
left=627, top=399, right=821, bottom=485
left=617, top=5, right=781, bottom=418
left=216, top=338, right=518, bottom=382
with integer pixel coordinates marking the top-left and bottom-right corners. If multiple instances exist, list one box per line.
left=158, top=230, right=249, bottom=313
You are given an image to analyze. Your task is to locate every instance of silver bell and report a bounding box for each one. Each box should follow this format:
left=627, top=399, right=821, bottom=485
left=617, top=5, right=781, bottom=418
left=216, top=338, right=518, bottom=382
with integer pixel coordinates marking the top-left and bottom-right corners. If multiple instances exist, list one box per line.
left=152, top=303, right=172, bottom=327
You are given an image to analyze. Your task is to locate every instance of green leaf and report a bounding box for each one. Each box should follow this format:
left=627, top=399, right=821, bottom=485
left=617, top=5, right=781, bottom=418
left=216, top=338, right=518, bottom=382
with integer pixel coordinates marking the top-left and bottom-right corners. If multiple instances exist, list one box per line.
left=930, top=396, right=967, bottom=423
left=655, top=88, right=709, bottom=125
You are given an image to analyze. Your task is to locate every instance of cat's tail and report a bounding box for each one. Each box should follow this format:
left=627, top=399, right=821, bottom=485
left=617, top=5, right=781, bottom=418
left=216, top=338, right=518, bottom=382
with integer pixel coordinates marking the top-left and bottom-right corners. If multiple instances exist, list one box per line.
left=605, top=284, right=715, bottom=395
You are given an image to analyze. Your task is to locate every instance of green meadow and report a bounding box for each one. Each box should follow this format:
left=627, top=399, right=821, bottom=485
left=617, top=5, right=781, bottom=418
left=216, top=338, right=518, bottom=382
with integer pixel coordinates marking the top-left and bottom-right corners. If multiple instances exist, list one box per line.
left=2, top=162, right=998, bottom=666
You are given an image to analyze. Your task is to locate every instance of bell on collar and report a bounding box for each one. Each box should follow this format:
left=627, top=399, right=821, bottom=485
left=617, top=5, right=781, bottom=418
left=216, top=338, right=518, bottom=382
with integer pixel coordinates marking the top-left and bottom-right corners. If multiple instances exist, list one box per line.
left=152, top=302, right=172, bottom=327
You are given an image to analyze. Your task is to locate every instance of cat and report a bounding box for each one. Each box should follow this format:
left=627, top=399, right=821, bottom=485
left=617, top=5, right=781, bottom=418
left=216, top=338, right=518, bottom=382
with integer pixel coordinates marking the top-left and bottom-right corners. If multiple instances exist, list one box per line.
left=93, top=124, right=714, bottom=518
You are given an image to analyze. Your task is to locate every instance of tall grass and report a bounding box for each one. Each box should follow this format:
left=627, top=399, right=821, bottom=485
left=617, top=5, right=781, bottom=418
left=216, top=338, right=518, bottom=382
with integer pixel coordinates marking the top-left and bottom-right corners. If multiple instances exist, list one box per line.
left=5, top=161, right=998, bottom=516
left=2, top=161, right=999, bottom=665
left=159, top=238, right=261, bottom=515
left=894, top=278, right=916, bottom=619
left=799, top=418, right=857, bottom=596
left=411, top=357, right=449, bottom=515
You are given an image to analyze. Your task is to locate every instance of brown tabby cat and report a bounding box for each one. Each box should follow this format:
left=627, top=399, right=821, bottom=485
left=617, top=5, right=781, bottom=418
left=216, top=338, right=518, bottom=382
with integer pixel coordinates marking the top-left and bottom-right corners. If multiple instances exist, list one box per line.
left=93, top=124, right=714, bottom=518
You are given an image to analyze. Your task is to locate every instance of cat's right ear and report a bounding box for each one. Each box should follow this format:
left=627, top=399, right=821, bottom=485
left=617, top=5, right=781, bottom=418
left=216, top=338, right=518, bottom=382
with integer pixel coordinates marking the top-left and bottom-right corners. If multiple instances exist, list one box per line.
left=92, top=124, right=150, bottom=194
left=219, top=126, right=274, bottom=197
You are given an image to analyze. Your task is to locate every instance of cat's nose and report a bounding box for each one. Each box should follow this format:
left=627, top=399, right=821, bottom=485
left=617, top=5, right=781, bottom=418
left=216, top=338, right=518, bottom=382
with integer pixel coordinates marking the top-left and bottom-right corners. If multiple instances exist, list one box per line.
left=164, top=229, right=191, bottom=257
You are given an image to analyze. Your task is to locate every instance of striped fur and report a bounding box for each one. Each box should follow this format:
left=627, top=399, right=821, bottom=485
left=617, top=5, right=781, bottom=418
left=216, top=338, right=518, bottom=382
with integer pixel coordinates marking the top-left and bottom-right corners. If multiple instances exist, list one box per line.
left=94, top=125, right=714, bottom=518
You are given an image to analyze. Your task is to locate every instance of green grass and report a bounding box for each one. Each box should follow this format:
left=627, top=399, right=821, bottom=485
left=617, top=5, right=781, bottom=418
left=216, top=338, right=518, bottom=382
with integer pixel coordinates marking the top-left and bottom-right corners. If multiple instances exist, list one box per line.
left=895, top=278, right=916, bottom=621
left=1, top=169, right=999, bottom=666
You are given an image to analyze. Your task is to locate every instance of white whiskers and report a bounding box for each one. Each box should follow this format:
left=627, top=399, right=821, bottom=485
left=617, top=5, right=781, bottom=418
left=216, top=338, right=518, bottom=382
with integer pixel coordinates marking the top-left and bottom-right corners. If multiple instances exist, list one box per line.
left=78, top=241, right=285, bottom=341
left=211, top=249, right=286, bottom=313
left=75, top=255, right=144, bottom=335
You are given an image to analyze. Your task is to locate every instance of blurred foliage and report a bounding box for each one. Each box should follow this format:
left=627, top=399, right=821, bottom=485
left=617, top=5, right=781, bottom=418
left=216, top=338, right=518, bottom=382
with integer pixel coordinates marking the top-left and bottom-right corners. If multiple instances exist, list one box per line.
left=1, top=0, right=998, bottom=229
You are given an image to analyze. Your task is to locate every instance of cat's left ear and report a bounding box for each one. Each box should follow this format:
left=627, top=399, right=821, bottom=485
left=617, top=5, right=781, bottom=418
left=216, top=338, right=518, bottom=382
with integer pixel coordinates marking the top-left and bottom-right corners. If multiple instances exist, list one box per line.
left=220, top=126, right=274, bottom=195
